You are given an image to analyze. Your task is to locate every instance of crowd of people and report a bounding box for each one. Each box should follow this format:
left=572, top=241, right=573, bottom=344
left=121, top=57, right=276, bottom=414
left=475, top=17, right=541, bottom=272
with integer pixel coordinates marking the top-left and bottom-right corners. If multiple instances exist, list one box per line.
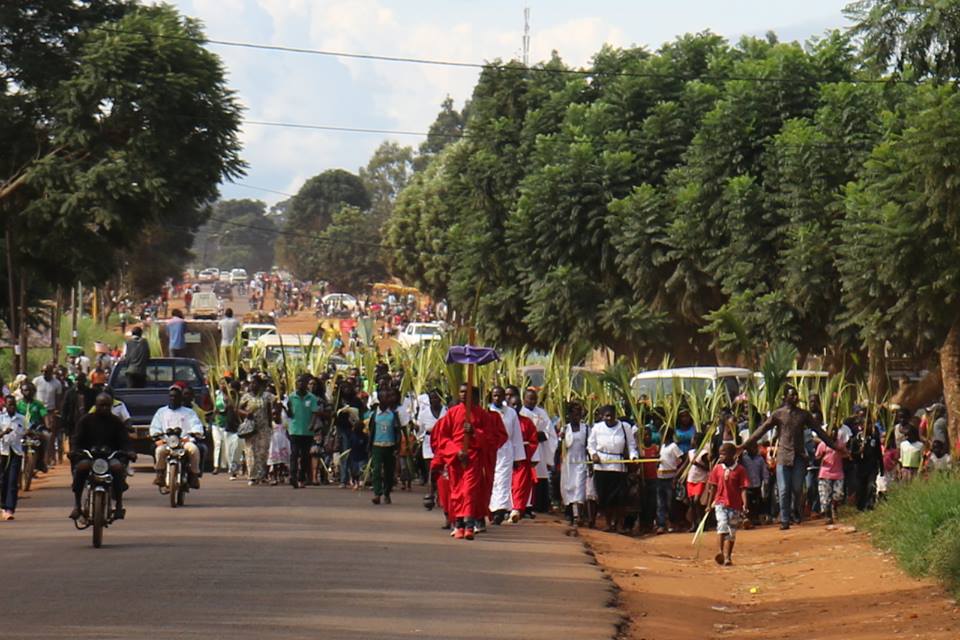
left=0, top=322, right=955, bottom=566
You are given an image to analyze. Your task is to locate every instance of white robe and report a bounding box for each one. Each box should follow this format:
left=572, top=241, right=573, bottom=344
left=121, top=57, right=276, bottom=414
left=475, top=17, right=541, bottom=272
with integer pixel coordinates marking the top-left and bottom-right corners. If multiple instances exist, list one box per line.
left=561, top=422, right=589, bottom=505
left=414, top=393, right=445, bottom=460
left=522, top=405, right=557, bottom=479
left=489, top=404, right=526, bottom=512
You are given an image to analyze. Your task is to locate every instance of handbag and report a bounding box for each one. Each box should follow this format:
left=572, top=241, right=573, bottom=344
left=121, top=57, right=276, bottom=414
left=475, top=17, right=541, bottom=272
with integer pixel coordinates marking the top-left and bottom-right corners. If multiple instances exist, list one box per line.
left=237, top=417, right=256, bottom=438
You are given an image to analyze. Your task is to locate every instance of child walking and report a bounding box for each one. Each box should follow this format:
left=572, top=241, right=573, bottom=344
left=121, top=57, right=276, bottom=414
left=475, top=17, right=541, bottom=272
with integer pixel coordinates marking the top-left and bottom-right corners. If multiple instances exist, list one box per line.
left=898, top=425, right=924, bottom=481
left=706, top=443, right=749, bottom=566
left=268, top=401, right=291, bottom=486
left=817, top=431, right=845, bottom=525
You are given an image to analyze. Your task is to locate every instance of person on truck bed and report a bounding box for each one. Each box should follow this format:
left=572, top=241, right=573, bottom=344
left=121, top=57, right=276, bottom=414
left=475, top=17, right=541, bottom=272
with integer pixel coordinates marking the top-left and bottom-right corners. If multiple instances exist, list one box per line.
left=120, top=327, right=150, bottom=389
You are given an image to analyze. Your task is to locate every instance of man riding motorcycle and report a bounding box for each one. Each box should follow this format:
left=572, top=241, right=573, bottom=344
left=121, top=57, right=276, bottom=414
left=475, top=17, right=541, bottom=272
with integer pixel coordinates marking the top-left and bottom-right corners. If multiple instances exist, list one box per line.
left=70, top=393, right=132, bottom=520
left=150, top=384, right=203, bottom=489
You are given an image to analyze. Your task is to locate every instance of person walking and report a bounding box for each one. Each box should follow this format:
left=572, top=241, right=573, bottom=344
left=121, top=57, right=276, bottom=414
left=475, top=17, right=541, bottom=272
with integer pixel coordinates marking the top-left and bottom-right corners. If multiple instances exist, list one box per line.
left=587, top=405, right=639, bottom=532
left=211, top=378, right=241, bottom=477
left=560, top=401, right=590, bottom=526
left=0, top=395, right=26, bottom=520
left=218, top=308, right=240, bottom=369
left=368, top=387, right=403, bottom=505
left=238, top=376, right=274, bottom=485
left=287, top=375, right=321, bottom=488
left=32, top=364, right=63, bottom=466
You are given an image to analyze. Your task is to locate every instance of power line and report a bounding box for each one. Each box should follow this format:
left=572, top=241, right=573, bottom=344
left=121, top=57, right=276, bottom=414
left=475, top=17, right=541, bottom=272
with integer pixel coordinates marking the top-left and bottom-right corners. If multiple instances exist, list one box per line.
left=243, top=119, right=462, bottom=139
left=94, top=26, right=898, bottom=86
left=230, top=182, right=296, bottom=198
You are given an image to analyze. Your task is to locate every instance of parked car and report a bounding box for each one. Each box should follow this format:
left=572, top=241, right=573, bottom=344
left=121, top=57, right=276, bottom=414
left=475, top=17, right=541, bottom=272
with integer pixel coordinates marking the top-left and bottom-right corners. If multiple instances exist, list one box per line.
left=397, top=322, right=444, bottom=348
left=519, top=364, right=592, bottom=393
left=190, top=291, right=221, bottom=320
left=230, top=268, right=248, bottom=284
left=630, top=366, right=753, bottom=403
left=108, top=358, right=211, bottom=456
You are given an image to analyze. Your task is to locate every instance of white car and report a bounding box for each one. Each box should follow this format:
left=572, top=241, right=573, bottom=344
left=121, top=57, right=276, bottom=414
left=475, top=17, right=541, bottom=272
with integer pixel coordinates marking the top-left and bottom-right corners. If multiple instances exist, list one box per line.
left=230, top=268, right=248, bottom=284
left=322, top=293, right=358, bottom=310
left=190, top=291, right=221, bottom=320
left=197, top=268, right=218, bottom=282
left=630, top=366, right=753, bottom=403
left=241, top=323, right=277, bottom=348
left=397, top=322, right=444, bottom=348
left=218, top=270, right=232, bottom=283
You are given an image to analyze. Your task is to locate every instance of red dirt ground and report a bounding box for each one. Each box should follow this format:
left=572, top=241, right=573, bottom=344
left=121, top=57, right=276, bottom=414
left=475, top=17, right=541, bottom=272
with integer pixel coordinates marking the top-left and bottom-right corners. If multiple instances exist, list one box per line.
left=580, top=519, right=960, bottom=640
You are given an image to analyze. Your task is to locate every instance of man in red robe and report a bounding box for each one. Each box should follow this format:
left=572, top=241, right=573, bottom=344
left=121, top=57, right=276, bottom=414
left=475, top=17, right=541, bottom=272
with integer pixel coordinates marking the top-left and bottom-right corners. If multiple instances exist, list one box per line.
left=431, top=385, right=504, bottom=540
left=510, top=409, right=539, bottom=523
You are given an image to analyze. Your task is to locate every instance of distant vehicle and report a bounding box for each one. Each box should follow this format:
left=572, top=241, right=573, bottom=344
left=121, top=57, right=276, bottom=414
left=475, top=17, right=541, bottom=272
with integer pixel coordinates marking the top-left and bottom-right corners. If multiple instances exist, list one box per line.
left=190, top=291, right=221, bottom=320
left=197, top=268, right=218, bottom=282
left=212, top=281, right=234, bottom=300
left=519, top=364, right=593, bottom=393
left=328, top=355, right=351, bottom=372
left=322, top=293, right=358, bottom=310
left=254, top=334, right=322, bottom=365
left=630, top=366, right=753, bottom=403
left=241, top=323, right=277, bottom=348
left=108, top=358, right=211, bottom=456
left=218, top=270, right=232, bottom=283
left=397, top=322, right=444, bottom=348
left=230, top=268, right=248, bottom=284
left=253, top=271, right=267, bottom=281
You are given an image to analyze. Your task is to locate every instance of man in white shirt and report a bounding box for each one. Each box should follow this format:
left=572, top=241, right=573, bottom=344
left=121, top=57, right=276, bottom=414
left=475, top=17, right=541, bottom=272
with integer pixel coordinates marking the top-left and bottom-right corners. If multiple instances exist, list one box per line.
left=520, top=388, right=557, bottom=513
left=33, top=364, right=63, bottom=466
left=0, top=395, right=27, bottom=520
left=150, top=385, right=204, bottom=488
left=488, top=386, right=526, bottom=523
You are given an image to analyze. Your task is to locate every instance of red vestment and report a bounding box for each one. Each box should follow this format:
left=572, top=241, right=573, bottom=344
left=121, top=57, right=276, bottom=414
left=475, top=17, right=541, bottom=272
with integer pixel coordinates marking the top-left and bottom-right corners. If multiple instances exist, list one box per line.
left=512, top=414, right=539, bottom=511
left=432, top=404, right=504, bottom=520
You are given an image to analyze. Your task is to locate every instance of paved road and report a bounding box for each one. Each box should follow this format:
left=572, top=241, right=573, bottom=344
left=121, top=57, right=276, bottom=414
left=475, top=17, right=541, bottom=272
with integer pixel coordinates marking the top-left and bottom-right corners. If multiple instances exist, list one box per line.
left=3, top=467, right=619, bottom=640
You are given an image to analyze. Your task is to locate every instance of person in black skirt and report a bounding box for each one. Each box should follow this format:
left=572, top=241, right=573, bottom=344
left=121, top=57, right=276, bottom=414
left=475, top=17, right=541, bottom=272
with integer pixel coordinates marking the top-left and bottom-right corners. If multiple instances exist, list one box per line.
left=586, top=405, right=638, bottom=532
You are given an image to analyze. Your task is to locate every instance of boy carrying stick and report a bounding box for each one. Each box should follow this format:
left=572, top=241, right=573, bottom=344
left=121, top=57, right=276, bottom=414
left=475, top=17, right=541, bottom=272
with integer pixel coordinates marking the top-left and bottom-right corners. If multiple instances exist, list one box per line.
left=706, top=443, right=749, bottom=566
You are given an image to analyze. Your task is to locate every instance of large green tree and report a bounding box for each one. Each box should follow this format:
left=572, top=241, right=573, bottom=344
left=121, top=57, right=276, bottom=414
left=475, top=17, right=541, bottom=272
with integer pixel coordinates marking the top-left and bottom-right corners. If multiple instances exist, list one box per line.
left=278, top=169, right=370, bottom=280
left=0, top=1, right=244, bottom=368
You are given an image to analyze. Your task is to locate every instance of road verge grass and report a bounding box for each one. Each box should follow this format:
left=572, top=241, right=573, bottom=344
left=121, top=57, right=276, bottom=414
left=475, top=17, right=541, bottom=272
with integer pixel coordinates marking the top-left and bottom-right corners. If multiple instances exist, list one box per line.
left=859, top=472, right=960, bottom=597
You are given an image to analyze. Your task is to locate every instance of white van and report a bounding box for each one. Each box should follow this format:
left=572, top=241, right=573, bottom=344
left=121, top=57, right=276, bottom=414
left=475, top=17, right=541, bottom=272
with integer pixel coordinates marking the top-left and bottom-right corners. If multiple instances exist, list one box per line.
left=190, top=291, right=221, bottom=320
left=230, top=268, right=248, bottom=284
left=630, top=366, right=753, bottom=403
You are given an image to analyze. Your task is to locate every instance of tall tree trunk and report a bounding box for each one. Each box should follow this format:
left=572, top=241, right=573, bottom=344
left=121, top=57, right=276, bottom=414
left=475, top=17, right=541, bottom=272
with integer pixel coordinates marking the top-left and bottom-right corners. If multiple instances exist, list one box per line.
left=939, top=319, right=960, bottom=455
left=867, top=340, right=888, bottom=402
left=51, top=286, right=62, bottom=362
left=5, top=226, right=18, bottom=372
left=18, top=271, right=27, bottom=374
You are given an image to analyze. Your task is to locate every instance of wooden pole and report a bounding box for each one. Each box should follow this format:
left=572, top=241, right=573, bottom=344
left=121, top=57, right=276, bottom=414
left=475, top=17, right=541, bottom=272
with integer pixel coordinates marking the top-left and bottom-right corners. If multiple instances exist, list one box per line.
left=462, top=327, right=476, bottom=456
left=18, top=271, right=27, bottom=374
left=70, top=285, right=78, bottom=345
left=51, top=287, right=61, bottom=363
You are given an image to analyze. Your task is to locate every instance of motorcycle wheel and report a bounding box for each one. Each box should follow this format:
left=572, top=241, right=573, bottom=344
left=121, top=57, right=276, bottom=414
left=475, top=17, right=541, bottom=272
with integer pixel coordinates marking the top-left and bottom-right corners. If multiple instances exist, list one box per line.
left=22, top=451, right=36, bottom=492
left=177, top=478, right=185, bottom=506
left=92, top=491, right=106, bottom=548
left=168, top=467, right=179, bottom=509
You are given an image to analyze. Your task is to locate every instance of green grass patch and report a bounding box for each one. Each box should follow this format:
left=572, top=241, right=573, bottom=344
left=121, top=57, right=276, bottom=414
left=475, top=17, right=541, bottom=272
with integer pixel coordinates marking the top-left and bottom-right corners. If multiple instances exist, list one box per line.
left=859, top=473, right=960, bottom=596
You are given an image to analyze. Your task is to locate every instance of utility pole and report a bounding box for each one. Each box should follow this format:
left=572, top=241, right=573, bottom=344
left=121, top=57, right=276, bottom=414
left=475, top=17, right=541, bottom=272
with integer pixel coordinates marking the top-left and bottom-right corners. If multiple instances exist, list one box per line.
left=523, top=6, right=531, bottom=67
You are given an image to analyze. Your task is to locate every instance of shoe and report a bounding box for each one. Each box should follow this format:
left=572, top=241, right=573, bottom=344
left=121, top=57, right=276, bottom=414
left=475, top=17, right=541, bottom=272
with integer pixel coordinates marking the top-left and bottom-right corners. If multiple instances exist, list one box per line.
left=188, top=475, right=200, bottom=489
left=825, top=517, right=834, bottom=525
left=780, top=523, right=790, bottom=530
left=248, top=480, right=257, bottom=486
left=464, top=528, right=475, bottom=540
left=1, top=510, right=13, bottom=521
left=212, top=469, right=219, bottom=475
left=453, top=527, right=465, bottom=539
left=474, top=521, right=486, bottom=533
left=127, top=467, right=135, bottom=477
left=113, top=507, right=126, bottom=520
left=371, top=496, right=381, bottom=505
left=68, top=507, right=81, bottom=520
left=655, top=527, right=666, bottom=535
left=493, top=512, right=505, bottom=526
left=509, top=510, right=521, bottom=524
left=384, top=494, right=392, bottom=505
left=291, top=481, right=300, bottom=489
left=229, top=475, right=238, bottom=481
left=339, top=483, right=348, bottom=489
left=153, top=472, right=164, bottom=486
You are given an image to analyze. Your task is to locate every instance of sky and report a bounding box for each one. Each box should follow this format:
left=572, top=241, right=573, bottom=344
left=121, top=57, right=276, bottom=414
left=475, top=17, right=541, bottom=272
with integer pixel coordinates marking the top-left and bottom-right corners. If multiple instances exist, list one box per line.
left=164, top=0, right=853, bottom=204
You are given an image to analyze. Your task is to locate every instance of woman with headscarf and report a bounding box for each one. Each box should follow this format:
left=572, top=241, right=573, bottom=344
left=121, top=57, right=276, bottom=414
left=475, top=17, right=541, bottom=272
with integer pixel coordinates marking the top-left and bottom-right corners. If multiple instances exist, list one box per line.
left=238, top=375, right=274, bottom=485
left=587, top=404, right=638, bottom=532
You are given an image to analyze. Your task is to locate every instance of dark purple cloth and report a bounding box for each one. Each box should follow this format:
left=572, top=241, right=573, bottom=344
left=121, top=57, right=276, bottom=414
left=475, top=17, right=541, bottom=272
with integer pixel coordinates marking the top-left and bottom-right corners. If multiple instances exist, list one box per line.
left=445, top=346, right=500, bottom=365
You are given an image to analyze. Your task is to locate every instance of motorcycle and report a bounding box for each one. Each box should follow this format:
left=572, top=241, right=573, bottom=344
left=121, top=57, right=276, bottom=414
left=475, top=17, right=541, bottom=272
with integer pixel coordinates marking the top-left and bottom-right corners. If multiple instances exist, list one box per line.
left=159, top=428, right=191, bottom=508
left=73, top=448, right=123, bottom=548
left=19, top=429, right=43, bottom=492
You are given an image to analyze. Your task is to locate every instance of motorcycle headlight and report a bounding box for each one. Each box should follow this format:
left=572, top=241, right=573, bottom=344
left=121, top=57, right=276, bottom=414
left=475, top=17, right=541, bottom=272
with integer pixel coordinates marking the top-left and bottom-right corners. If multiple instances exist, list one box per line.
left=166, top=434, right=180, bottom=448
left=91, top=458, right=110, bottom=475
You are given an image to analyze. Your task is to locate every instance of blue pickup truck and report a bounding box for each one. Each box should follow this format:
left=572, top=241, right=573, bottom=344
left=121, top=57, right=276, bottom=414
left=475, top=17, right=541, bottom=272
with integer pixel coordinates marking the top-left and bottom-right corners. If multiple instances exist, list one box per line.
left=108, top=358, right=212, bottom=456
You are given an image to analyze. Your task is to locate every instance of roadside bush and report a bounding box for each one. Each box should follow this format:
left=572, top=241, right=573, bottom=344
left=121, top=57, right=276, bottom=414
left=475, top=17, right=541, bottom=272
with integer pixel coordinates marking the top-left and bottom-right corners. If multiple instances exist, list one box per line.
left=860, top=472, right=960, bottom=595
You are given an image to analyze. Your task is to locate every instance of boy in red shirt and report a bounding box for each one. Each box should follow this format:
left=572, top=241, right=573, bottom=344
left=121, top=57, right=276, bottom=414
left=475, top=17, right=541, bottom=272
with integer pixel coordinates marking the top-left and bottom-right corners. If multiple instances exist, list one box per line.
left=706, top=443, right=749, bottom=566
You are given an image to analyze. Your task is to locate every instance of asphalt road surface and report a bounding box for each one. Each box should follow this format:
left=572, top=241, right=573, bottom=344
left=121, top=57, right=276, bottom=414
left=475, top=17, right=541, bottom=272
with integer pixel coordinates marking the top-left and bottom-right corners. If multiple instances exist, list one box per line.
left=3, top=467, right=620, bottom=640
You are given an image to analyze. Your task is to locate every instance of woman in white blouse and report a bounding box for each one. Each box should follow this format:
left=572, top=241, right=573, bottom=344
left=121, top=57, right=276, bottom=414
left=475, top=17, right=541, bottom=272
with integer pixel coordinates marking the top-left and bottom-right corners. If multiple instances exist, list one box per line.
left=587, top=405, right=639, bottom=532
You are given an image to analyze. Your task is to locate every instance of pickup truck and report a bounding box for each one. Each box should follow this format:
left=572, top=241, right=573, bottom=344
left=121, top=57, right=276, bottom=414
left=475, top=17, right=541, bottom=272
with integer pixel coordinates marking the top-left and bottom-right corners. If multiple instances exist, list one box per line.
left=108, top=358, right=212, bottom=457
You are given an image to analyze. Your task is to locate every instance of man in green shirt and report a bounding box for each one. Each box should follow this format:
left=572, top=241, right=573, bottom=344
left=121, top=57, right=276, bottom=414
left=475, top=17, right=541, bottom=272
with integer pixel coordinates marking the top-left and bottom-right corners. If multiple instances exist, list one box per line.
left=17, top=381, right=50, bottom=473
left=287, top=375, right=320, bottom=489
